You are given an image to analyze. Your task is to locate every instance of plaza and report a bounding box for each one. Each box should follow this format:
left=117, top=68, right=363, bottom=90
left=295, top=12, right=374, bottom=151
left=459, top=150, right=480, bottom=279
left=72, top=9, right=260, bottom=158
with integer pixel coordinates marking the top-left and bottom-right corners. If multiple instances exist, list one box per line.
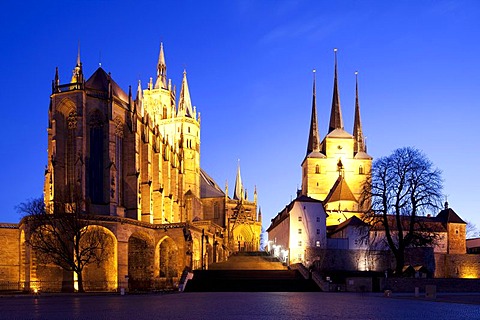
left=0, top=292, right=479, bottom=319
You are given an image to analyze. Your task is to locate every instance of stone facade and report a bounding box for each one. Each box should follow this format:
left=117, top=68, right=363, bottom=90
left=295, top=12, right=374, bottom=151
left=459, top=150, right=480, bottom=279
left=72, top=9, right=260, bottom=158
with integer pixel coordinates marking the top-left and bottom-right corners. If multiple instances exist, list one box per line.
left=0, top=44, right=261, bottom=292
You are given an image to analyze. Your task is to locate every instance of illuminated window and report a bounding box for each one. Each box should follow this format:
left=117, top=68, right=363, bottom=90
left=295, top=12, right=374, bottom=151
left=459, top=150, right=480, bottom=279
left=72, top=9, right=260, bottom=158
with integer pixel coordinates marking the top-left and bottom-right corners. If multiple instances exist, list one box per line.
left=315, top=164, right=320, bottom=174
left=298, top=216, right=302, bottom=221
left=298, top=229, right=302, bottom=234
left=298, top=241, right=302, bottom=247
left=316, top=240, right=321, bottom=247
left=316, top=229, right=320, bottom=235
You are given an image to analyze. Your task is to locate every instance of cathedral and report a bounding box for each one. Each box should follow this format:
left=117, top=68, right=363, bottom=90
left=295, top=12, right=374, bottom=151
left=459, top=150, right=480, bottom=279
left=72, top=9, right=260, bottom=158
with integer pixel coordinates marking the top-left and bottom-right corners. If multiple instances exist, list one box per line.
left=0, top=44, right=261, bottom=292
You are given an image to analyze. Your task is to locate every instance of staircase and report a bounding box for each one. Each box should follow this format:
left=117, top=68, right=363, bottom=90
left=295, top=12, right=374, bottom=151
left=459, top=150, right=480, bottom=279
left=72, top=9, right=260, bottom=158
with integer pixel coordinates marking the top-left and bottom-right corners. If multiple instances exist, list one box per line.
left=183, top=252, right=320, bottom=292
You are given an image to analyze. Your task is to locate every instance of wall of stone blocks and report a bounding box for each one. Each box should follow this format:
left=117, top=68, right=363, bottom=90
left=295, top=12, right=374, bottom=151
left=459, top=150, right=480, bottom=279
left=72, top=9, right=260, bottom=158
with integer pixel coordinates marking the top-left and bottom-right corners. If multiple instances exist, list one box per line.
left=434, top=253, right=480, bottom=278
left=0, top=227, right=20, bottom=283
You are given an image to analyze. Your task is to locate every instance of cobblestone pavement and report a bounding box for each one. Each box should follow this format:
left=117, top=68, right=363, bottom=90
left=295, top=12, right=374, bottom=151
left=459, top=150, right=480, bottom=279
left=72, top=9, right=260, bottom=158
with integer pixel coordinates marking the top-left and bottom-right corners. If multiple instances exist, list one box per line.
left=1, top=292, right=479, bottom=319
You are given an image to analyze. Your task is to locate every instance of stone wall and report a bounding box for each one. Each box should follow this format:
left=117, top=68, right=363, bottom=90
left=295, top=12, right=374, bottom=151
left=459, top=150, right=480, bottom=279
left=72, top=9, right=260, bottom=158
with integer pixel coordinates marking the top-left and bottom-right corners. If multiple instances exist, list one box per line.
left=434, top=253, right=480, bottom=278
left=387, top=278, right=480, bottom=293
left=0, top=226, right=20, bottom=283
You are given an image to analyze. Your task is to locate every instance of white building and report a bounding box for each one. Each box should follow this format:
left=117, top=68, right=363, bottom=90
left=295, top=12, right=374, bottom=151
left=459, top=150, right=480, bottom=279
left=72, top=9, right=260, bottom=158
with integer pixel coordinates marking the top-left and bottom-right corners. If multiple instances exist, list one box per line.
left=267, top=195, right=327, bottom=265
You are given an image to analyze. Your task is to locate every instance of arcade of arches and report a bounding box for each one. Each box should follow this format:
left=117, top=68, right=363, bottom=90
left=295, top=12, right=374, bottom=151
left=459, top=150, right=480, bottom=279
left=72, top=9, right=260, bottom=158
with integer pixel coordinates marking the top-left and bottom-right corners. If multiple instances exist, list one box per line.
left=19, top=217, right=225, bottom=292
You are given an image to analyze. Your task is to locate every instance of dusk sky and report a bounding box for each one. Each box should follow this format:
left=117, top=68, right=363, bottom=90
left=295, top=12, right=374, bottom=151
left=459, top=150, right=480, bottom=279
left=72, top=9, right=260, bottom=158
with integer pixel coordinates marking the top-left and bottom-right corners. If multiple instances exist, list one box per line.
left=1, top=1, right=479, bottom=232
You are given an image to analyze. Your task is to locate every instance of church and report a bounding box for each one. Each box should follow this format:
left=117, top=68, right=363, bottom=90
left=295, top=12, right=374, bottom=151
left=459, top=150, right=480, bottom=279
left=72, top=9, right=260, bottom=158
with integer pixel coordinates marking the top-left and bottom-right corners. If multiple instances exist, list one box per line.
left=0, top=44, right=261, bottom=292
left=268, top=49, right=372, bottom=264
left=267, top=50, right=478, bottom=280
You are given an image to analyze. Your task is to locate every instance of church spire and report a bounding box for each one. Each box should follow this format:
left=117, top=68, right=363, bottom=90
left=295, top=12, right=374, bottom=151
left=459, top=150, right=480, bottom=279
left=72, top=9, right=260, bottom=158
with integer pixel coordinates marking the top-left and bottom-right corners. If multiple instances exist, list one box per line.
left=154, top=42, right=167, bottom=89
left=177, top=70, right=194, bottom=118
left=233, top=160, right=244, bottom=200
left=328, top=48, right=343, bottom=133
left=71, top=42, right=84, bottom=84
left=353, top=71, right=366, bottom=153
left=306, top=69, right=321, bottom=155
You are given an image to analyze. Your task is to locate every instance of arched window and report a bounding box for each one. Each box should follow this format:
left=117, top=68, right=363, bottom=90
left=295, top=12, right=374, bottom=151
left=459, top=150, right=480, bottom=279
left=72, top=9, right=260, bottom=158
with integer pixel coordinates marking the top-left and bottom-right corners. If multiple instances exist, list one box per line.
left=89, top=111, right=105, bottom=204
left=359, top=165, right=364, bottom=175
left=315, top=164, right=320, bottom=174
left=66, top=111, right=77, bottom=201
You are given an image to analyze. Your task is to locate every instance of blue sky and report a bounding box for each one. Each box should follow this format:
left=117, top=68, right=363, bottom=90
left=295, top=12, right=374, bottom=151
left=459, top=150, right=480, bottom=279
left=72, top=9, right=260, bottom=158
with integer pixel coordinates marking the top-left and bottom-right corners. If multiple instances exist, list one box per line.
left=0, top=1, right=479, bottom=232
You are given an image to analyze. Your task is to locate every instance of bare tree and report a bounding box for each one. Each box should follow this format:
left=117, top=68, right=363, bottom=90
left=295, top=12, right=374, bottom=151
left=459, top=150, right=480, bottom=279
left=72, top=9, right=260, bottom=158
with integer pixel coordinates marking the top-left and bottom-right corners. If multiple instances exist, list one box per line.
left=466, top=221, right=479, bottom=239
left=19, top=196, right=109, bottom=292
left=361, top=147, right=443, bottom=274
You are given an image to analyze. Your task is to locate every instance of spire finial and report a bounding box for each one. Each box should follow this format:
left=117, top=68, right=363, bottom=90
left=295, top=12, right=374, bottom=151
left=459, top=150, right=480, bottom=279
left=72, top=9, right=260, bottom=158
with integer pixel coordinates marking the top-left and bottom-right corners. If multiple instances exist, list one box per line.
left=234, top=160, right=244, bottom=200
left=353, top=70, right=365, bottom=153
left=328, top=48, right=343, bottom=133
left=154, top=42, right=167, bottom=89
left=177, top=69, right=194, bottom=118
left=77, top=41, right=81, bottom=66
left=306, top=68, right=321, bottom=155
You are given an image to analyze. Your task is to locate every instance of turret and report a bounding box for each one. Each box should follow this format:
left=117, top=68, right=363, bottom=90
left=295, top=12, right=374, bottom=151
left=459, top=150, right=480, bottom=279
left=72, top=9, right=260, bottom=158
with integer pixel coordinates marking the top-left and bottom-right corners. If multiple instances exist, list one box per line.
left=71, top=43, right=84, bottom=84
left=328, top=48, right=343, bottom=133
left=233, top=161, right=244, bottom=201
left=154, top=43, right=167, bottom=89
left=177, top=70, right=194, bottom=118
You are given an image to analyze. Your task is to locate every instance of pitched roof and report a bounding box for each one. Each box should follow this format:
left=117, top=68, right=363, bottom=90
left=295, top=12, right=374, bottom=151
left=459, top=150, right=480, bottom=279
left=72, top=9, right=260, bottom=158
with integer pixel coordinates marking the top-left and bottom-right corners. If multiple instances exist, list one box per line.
left=85, top=67, right=128, bottom=102
left=266, top=195, right=324, bottom=232
left=329, top=215, right=367, bottom=235
left=436, top=207, right=466, bottom=224
left=200, top=168, right=225, bottom=198
left=324, top=175, right=357, bottom=204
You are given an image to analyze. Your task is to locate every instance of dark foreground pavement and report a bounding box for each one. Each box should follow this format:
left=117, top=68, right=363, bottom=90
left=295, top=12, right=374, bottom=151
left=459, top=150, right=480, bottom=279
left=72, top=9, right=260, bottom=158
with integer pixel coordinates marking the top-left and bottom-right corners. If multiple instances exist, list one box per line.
left=1, top=292, right=479, bottom=319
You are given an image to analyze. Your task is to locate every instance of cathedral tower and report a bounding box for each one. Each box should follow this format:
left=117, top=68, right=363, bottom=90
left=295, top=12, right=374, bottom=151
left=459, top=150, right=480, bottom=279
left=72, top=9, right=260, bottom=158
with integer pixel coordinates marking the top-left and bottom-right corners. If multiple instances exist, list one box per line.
left=301, top=49, right=372, bottom=226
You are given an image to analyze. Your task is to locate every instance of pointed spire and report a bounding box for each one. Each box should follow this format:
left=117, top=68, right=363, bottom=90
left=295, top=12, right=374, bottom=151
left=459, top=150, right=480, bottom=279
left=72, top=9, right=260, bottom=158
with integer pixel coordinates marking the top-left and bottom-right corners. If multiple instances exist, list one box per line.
left=306, top=69, right=321, bottom=155
left=233, top=160, right=244, bottom=200
left=136, top=80, right=144, bottom=117
left=328, top=48, right=343, bottom=133
left=257, top=207, right=262, bottom=223
left=71, top=42, right=83, bottom=84
left=177, top=70, right=194, bottom=118
left=353, top=71, right=365, bottom=153
left=154, top=42, right=167, bottom=89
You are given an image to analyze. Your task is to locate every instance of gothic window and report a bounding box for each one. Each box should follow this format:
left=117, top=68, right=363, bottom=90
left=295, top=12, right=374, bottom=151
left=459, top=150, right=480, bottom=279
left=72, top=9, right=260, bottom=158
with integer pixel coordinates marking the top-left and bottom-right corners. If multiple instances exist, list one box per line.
left=316, top=240, right=321, bottom=247
left=315, top=164, right=320, bottom=174
left=359, top=165, right=364, bottom=175
left=316, top=217, right=320, bottom=222
left=66, top=111, right=77, bottom=200
left=298, top=228, right=302, bottom=234
left=316, top=229, right=320, bottom=235
left=188, top=126, right=191, bottom=133
left=213, top=202, right=220, bottom=219
left=163, top=105, right=167, bottom=119
left=298, top=216, right=302, bottom=222
left=115, top=119, right=124, bottom=206
left=298, top=241, right=302, bottom=247
left=89, top=111, right=104, bottom=204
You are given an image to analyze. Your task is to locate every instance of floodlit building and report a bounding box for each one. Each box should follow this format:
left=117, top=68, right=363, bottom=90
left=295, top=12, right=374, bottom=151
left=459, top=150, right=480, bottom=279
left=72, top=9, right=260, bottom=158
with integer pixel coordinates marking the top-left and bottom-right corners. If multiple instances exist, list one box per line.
left=0, top=44, right=261, bottom=292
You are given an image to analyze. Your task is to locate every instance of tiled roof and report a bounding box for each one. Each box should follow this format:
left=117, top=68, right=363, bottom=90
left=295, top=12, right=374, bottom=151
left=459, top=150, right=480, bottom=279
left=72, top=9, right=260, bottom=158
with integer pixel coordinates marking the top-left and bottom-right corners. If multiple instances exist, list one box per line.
left=436, top=207, right=466, bottom=224
left=86, top=68, right=129, bottom=102
left=200, top=168, right=225, bottom=198
left=324, top=176, right=357, bottom=203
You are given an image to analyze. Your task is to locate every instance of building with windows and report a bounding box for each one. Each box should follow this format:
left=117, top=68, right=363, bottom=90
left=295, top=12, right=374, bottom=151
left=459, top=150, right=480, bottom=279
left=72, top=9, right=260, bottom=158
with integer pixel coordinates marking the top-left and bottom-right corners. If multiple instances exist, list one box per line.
left=0, top=44, right=261, bottom=292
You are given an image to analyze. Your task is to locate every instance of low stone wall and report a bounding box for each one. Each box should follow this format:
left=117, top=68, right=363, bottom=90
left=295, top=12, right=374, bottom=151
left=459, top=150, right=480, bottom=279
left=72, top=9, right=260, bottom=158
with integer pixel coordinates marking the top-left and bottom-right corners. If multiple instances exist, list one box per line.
left=0, top=226, right=20, bottom=283
left=434, top=253, right=480, bottom=278
left=387, top=278, right=480, bottom=293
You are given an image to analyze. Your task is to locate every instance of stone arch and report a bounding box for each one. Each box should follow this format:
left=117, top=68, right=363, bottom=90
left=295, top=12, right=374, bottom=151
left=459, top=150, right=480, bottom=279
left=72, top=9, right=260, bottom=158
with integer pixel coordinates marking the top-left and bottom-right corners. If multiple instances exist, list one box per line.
left=156, top=236, right=179, bottom=281
left=81, top=225, right=117, bottom=291
left=128, top=231, right=155, bottom=291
